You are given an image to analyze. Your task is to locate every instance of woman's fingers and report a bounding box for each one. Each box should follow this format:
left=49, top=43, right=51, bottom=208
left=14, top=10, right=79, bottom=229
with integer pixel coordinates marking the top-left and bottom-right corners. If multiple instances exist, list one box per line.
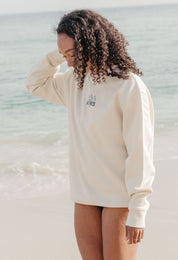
left=141, top=229, right=144, bottom=239
left=133, top=229, right=139, bottom=244
left=136, top=230, right=142, bottom=243
left=125, top=225, right=144, bottom=244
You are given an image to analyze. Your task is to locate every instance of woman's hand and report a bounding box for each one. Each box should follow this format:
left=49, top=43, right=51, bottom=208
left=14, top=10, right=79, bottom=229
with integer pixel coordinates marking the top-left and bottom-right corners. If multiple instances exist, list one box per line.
left=125, top=225, right=144, bottom=244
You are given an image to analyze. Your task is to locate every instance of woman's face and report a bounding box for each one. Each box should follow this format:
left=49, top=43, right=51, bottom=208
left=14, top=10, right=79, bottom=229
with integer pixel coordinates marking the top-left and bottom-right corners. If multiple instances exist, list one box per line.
left=57, top=33, right=91, bottom=71
left=57, top=33, right=75, bottom=67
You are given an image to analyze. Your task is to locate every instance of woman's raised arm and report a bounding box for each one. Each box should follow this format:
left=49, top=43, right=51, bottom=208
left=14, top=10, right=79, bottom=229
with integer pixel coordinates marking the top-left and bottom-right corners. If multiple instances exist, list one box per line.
left=25, top=49, right=72, bottom=107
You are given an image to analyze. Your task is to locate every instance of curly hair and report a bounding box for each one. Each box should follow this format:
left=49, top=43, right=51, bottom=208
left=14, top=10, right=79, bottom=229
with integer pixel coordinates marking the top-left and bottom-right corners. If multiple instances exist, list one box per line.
left=56, top=9, right=143, bottom=89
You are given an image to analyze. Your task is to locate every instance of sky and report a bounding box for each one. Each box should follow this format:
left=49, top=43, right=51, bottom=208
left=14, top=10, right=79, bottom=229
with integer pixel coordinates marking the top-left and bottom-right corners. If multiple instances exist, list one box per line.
left=1, top=0, right=178, bottom=15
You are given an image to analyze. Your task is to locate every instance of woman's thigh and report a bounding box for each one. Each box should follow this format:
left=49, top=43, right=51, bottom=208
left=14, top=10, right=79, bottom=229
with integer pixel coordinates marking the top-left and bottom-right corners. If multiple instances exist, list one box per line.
left=74, top=203, right=103, bottom=260
left=102, top=207, right=138, bottom=260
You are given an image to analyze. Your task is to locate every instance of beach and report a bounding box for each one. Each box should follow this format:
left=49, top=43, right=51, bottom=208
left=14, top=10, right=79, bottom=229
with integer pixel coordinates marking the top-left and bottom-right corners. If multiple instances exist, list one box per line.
left=1, top=4, right=178, bottom=260
left=0, top=130, right=178, bottom=260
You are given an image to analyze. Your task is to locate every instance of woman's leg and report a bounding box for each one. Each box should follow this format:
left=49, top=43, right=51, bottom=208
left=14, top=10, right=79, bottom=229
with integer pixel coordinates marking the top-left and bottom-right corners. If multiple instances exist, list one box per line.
left=102, top=207, right=138, bottom=260
left=74, top=203, right=103, bottom=260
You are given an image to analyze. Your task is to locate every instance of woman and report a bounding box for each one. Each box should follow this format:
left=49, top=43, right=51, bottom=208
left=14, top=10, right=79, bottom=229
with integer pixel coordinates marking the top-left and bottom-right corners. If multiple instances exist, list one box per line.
left=26, top=9, right=155, bottom=260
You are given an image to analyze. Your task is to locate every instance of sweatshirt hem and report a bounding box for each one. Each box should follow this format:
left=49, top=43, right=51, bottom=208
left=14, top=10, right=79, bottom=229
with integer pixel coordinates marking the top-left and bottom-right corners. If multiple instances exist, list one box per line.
left=70, top=197, right=129, bottom=208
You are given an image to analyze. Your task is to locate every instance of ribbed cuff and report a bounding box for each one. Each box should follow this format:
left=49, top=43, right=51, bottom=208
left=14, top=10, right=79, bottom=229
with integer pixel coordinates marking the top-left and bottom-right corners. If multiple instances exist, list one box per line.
left=126, top=208, right=147, bottom=228
left=46, top=49, right=66, bottom=67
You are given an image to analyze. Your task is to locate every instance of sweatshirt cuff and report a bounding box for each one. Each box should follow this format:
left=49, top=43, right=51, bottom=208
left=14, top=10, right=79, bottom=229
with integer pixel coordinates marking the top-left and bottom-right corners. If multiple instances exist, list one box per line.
left=126, top=208, right=147, bottom=228
left=46, top=49, right=66, bottom=67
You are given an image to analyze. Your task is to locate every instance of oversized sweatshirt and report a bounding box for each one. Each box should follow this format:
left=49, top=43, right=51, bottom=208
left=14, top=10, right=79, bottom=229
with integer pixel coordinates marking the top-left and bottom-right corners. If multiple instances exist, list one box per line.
left=25, top=49, right=155, bottom=228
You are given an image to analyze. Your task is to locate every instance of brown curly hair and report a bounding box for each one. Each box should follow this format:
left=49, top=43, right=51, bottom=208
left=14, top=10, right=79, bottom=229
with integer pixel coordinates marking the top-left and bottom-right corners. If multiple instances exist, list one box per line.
left=56, top=9, right=143, bottom=89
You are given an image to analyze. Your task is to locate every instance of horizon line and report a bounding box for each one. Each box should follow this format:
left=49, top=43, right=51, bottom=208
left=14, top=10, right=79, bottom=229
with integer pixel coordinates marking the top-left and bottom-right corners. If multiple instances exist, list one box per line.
left=0, top=2, right=178, bottom=16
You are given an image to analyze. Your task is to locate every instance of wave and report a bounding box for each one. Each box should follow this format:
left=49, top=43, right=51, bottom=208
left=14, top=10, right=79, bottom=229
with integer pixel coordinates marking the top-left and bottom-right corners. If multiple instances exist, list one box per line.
left=0, top=161, right=70, bottom=200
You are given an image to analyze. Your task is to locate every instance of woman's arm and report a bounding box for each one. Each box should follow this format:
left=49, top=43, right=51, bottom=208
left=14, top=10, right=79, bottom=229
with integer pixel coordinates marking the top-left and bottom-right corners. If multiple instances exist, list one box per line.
left=25, top=49, right=72, bottom=107
left=120, top=74, right=155, bottom=229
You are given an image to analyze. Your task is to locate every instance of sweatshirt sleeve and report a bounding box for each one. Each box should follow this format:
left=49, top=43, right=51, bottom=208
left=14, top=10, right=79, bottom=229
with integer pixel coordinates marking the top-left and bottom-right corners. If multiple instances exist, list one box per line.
left=120, top=74, right=155, bottom=228
left=25, top=49, right=71, bottom=107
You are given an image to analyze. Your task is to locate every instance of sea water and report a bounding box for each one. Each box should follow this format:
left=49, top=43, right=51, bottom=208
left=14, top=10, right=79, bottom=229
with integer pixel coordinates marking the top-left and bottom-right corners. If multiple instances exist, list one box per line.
left=0, top=4, right=178, bottom=199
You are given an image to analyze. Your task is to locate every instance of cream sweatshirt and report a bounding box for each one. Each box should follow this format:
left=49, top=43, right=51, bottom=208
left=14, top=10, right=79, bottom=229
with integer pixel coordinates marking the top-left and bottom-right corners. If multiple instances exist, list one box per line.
left=25, top=49, right=155, bottom=228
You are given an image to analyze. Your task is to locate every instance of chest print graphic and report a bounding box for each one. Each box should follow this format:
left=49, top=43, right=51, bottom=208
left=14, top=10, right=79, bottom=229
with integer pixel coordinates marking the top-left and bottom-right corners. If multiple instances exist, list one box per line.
left=86, top=94, right=96, bottom=106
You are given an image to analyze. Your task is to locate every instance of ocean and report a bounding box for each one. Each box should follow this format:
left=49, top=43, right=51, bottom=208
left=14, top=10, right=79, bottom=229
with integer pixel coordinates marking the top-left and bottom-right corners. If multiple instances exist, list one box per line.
left=0, top=4, right=178, bottom=200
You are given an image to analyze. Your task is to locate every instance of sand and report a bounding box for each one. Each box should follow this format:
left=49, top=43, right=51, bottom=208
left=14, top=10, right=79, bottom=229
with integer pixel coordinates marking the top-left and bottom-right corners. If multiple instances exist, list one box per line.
left=0, top=191, right=81, bottom=260
left=0, top=131, right=178, bottom=259
left=137, top=158, right=178, bottom=260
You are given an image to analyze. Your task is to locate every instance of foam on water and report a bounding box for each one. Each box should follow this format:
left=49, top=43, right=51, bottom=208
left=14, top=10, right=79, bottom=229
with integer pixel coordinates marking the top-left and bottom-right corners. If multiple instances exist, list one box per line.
left=0, top=136, right=70, bottom=199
